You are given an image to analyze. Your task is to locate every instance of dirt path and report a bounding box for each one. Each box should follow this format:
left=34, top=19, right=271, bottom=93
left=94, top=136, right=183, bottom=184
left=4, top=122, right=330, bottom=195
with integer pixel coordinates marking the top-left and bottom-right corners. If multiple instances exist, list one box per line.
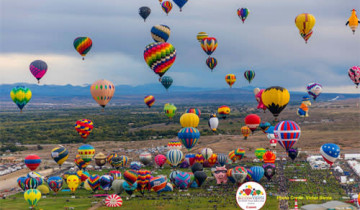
left=0, top=169, right=53, bottom=191
left=88, top=200, right=104, bottom=210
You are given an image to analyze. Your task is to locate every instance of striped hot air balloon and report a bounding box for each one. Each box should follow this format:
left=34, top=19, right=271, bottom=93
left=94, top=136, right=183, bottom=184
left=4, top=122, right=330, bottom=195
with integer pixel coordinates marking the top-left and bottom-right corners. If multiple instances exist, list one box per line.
left=73, top=37, right=92, bottom=60
left=206, top=57, right=217, bottom=71
left=307, top=82, right=322, bottom=100
left=144, top=95, right=155, bottom=108
left=234, top=148, right=245, bottom=161
left=225, top=74, right=236, bottom=88
left=167, top=140, right=182, bottom=150
left=237, top=8, right=250, bottom=23
left=178, top=127, right=200, bottom=151
left=78, top=144, right=95, bottom=163
left=274, top=120, right=301, bottom=151
left=218, top=105, right=230, bottom=119
left=185, top=108, right=201, bottom=117
left=196, top=32, right=208, bottom=43
left=75, top=119, right=94, bottom=140
left=217, top=154, right=227, bottom=166
left=161, top=1, right=173, bottom=15
left=144, top=42, right=176, bottom=78
left=24, top=155, right=41, bottom=171
left=87, top=174, right=100, bottom=192
left=244, top=70, right=255, bottom=83
left=201, top=37, right=217, bottom=56
left=250, top=166, right=264, bottom=182
left=201, top=148, right=213, bottom=160
left=105, top=194, right=123, bottom=207
left=151, top=24, right=171, bottom=42
left=166, top=149, right=183, bottom=167
left=10, top=86, right=32, bottom=112
left=295, top=13, right=316, bottom=43
left=51, top=146, right=69, bottom=168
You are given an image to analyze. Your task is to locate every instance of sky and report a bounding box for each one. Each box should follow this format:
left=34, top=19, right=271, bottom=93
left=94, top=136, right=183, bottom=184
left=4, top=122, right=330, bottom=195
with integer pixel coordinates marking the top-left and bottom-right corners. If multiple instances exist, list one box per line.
left=1, top=0, right=360, bottom=93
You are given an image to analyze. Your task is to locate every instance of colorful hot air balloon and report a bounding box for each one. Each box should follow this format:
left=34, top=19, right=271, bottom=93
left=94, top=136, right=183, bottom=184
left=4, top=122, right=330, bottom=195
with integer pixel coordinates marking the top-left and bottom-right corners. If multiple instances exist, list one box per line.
left=10, top=86, right=32, bottom=112
left=225, top=74, right=236, bottom=88
left=144, top=95, right=155, bottom=108
left=208, top=113, right=219, bottom=131
left=218, top=105, right=230, bottom=119
left=105, top=194, right=123, bottom=207
left=173, top=0, right=188, bottom=12
left=307, top=83, right=322, bottom=100
left=67, top=175, right=80, bottom=193
left=164, top=103, right=177, bottom=119
left=234, top=148, right=245, bottom=161
left=255, top=148, right=266, bottom=160
left=250, top=166, right=264, bottom=182
left=295, top=13, right=316, bottom=43
left=241, top=126, right=251, bottom=140
left=288, top=148, right=298, bottom=161
left=244, top=114, right=261, bottom=133
left=274, top=120, right=301, bottom=151
left=206, top=57, right=217, bottom=71
left=263, top=163, right=276, bottom=180
left=25, top=155, right=41, bottom=171
left=185, top=154, right=196, bottom=166
left=166, top=149, right=183, bottom=167
left=78, top=144, right=95, bottom=163
left=139, top=152, right=152, bottom=165
left=24, top=189, right=41, bottom=208
left=100, top=175, right=114, bottom=191
left=144, top=42, right=176, bottom=78
left=201, top=37, right=218, bottom=56
left=155, top=154, right=167, bottom=167
left=201, top=148, right=213, bottom=160
left=130, top=161, right=142, bottom=171
left=232, top=166, right=247, bottom=184
left=244, top=70, right=255, bottom=83
left=88, top=174, right=100, bottom=192
left=151, top=25, right=171, bottom=42
left=73, top=37, right=92, bottom=60
left=320, top=143, right=340, bottom=167
left=139, top=6, right=151, bottom=22
left=161, top=76, right=173, bottom=90
left=175, top=172, right=191, bottom=189
left=29, top=60, right=47, bottom=83
left=259, top=122, right=271, bottom=133
left=237, top=8, right=250, bottom=23
left=263, top=151, right=276, bottom=164
left=217, top=154, right=227, bottom=166
left=197, top=32, right=208, bottom=43
left=123, top=170, right=137, bottom=187
left=17, top=177, right=27, bottom=191
left=25, top=177, right=38, bottom=190
left=74, top=154, right=90, bottom=170
left=228, top=150, right=237, bottom=162
left=161, top=1, right=173, bottom=15
left=254, top=88, right=267, bottom=112
left=75, top=119, right=94, bottom=140
left=185, top=108, right=201, bottom=117
left=346, top=9, right=359, bottom=34
left=269, top=139, right=277, bottom=148
left=94, top=152, right=107, bottom=168
left=348, top=66, right=360, bottom=88
left=167, top=140, right=182, bottom=150
left=194, top=153, right=205, bottom=164
left=90, top=79, right=115, bottom=109
left=47, top=176, right=63, bottom=193
left=180, top=113, right=199, bottom=128
left=261, top=86, right=290, bottom=120
left=150, top=176, right=167, bottom=194
left=178, top=127, right=200, bottom=151
left=137, top=169, right=152, bottom=194
left=51, top=146, right=69, bottom=167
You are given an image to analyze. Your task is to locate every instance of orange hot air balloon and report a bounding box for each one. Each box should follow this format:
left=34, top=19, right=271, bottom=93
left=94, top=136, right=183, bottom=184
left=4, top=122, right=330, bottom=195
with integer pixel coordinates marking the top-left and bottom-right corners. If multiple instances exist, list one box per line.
left=90, top=79, right=115, bottom=109
left=263, top=151, right=276, bottom=164
left=225, top=74, right=236, bottom=88
left=241, top=126, right=251, bottom=140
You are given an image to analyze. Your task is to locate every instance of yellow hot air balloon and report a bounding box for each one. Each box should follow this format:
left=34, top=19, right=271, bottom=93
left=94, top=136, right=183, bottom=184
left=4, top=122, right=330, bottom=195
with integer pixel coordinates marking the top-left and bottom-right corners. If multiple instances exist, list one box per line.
left=241, top=126, right=251, bottom=140
left=24, top=189, right=41, bottom=208
left=196, top=32, right=208, bottom=43
left=37, top=184, right=50, bottom=195
left=225, top=74, right=236, bottom=88
left=295, top=13, right=316, bottom=43
left=261, top=86, right=290, bottom=121
left=66, top=175, right=80, bottom=193
left=180, top=113, right=199, bottom=128
left=346, top=9, right=359, bottom=34
left=90, top=79, right=115, bottom=110
left=164, top=103, right=177, bottom=119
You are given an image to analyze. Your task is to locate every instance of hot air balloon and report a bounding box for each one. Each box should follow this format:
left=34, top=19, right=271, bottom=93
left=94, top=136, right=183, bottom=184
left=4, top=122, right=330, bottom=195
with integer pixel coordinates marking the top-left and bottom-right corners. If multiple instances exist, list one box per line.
left=24, top=189, right=41, bottom=208
left=90, top=79, right=115, bottom=109
left=261, top=86, right=290, bottom=120
left=17, top=177, right=27, bottom=191
left=139, top=152, right=152, bottom=165
left=194, top=153, right=205, bottom=164
left=244, top=70, right=255, bottom=83
left=295, top=13, right=316, bottom=43
left=107, top=153, right=118, bottom=166
left=29, top=60, right=47, bottom=83
left=25, top=155, right=41, bottom=171
left=206, top=57, right=217, bottom=71
left=254, top=88, right=266, bottom=112
left=161, top=1, right=173, bottom=15
left=144, top=95, right=155, bottom=108
left=269, top=139, right=277, bottom=148
left=250, top=166, right=264, bottom=182
left=228, top=150, right=237, bottom=162
left=178, top=127, right=200, bottom=151
left=150, top=176, right=167, bottom=194
left=164, top=103, right=177, bottom=119
left=207, top=153, right=217, bottom=167
left=166, top=149, right=183, bottom=167
left=208, top=113, right=219, bottom=131
left=88, top=174, right=100, bottom=192
left=307, top=83, right=322, bottom=100
left=225, top=74, right=236, bottom=88
left=259, top=122, right=271, bottom=133
left=137, top=169, right=152, bottom=194
left=263, top=151, right=276, bottom=164
left=244, top=114, right=261, bottom=133
left=180, top=113, right=199, bottom=128
left=234, top=148, right=245, bottom=161
left=74, top=154, right=89, bottom=170
left=218, top=105, right=230, bottom=119
left=105, top=194, right=123, bottom=207
left=123, top=181, right=137, bottom=195
left=144, top=42, right=176, bottom=78
left=155, top=154, right=167, bottom=167
left=274, top=120, right=301, bottom=151
left=78, top=144, right=95, bottom=163
left=51, top=146, right=69, bottom=168
left=167, top=140, right=182, bottom=150
left=160, top=76, right=173, bottom=90
left=130, top=161, right=142, bottom=171
left=185, top=108, right=201, bottom=117
left=232, top=166, right=247, bottom=185
left=255, top=148, right=266, bottom=160
left=217, top=154, right=227, bottom=166
left=111, top=179, right=125, bottom=194
left=346, top=9, right=359, bottom=34
left=67, top=175, right=80, bottom=193
left=94, top=152, right=107, bottom=168
left=185, top=154, right=196, bottom=166
left=73, top=37, right=92, bottom=60
left=25, top=177, right=38, bottom=190
left=173, top=0, right=187, bottom=12
left=139, top=6, right=151, bottom=22
left=194, top=171, right=207, bottom=187
left=151, top=24, right=171, bottom=42
left=263, top=163, right=276, bottom=180
left=348, top=66, right=360, bottom=88
left=201, top=148, right=213, bottom=160
left=10, top=86, right=32, bottom=112
left=288, top=148, right=298, bottom=161
left=241, top=126, right=251, bottom=140
left=320, top=143, right=340, bottom=167
left=75, top=119, right=94, bottom=140
left=174, top=172, right=191, bottom=189
left=237, top=8, right=250, bottom=23
left=201, top=37, right=218, bottom=56
left=100, top=175, right=114, bottom=192
left=266, top=126, right=275, bottom=139
left=196, top=32, right=208, bottom=43
left=47, top=176, right=63, bottom=194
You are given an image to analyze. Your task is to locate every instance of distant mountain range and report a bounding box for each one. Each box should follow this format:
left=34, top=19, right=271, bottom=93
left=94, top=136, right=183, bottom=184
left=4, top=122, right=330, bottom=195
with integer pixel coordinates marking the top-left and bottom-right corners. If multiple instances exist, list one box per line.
left=0, top=83, right=359, bottom=105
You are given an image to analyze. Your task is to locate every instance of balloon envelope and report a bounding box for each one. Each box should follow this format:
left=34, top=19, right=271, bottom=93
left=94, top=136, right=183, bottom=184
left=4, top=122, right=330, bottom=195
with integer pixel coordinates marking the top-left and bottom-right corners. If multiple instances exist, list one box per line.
left=10, top=86, right=32, bottom=111
left=90, top=80, right=115, bottom=108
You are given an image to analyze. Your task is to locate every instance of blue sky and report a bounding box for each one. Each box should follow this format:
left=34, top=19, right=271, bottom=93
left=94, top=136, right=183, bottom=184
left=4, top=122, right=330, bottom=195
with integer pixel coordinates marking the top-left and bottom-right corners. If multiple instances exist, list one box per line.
left=1, top=0, right=359, bottom=93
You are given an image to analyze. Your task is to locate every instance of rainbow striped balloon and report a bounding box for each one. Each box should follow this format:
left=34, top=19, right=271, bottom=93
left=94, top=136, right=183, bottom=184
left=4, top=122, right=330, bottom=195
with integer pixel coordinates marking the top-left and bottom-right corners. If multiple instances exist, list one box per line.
left=234, top=148, right=245, bottom=160
left=196, top=32, right=208, bottom=42
left=225, top=74, right=236, bottom=88
left=201, top=37, right=217, bottom=56
left=206, top=57, right=217, bottom=71
left=10, top=86, right=32, bottom=112
left=161, top=1, right=173, bottom=15
left=144, top=42, right=176, bottom=78
left=237, top=8, right=250, bottom=23
left=75, top=119, right=93, bottom=140
left=178, top=127, right=200, bottom=151
left=185, top=108, right=201, bottom=117
left=194, top=153, right=205, bottom=164
left=144, top=95, right=155, bottom=108
left=73, top=37, right=92, bottom=60
left=88, top=174, right=100, bottom=192
left=78, top=144, right=95, bottom=163
left=244, top=70, right=255, bottom=83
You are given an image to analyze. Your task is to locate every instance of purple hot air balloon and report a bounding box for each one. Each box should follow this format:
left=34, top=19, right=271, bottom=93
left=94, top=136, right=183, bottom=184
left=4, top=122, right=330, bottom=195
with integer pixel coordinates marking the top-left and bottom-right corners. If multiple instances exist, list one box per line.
left=29, top=60, right=48, bottom=83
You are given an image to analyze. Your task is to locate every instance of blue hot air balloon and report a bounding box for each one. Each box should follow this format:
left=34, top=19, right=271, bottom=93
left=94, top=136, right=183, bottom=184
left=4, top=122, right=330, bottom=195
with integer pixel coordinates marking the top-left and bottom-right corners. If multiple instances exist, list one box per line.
left=250, top=166, right=264, bottom=182
left=320, top=143, right=340, bottom=167
left=178, top=127, right=200, bottom=151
